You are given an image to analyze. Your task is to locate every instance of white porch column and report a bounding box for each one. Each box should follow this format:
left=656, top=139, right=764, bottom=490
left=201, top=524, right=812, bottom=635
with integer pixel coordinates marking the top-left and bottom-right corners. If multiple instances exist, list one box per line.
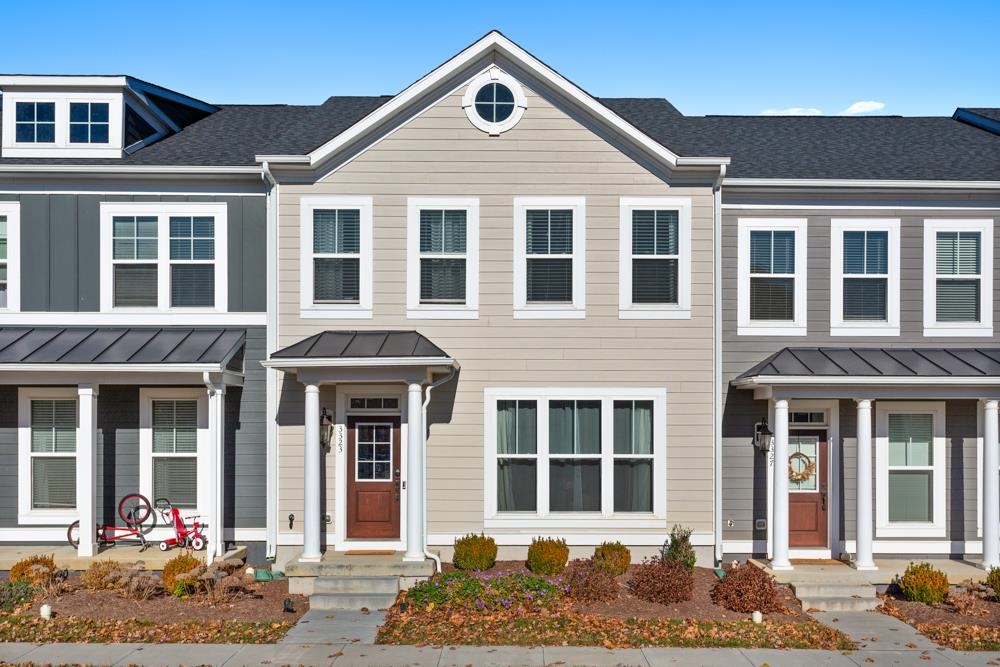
left=855, top=399, right=877, bottom=570
left=771, top=399, right=792, bottom=570
left=404, top=382, right=425, bottom=562
left=982, top=400, right=1000, bottom=570
left=300, top=383, right=322, bottom=562
left=76, top=384, right=98, bottom=558
left=206, top=386, right=226, bottom=563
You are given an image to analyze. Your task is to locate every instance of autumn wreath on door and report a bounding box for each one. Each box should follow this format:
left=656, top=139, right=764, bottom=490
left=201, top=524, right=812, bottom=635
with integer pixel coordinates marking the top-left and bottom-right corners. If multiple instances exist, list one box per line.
left=788, top=451, right=816, bottom=483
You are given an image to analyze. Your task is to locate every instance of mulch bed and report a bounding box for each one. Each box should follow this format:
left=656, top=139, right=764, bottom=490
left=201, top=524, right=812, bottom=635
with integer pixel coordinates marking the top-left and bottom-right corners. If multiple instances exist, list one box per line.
left=881, top=591, right=1000, bottom=650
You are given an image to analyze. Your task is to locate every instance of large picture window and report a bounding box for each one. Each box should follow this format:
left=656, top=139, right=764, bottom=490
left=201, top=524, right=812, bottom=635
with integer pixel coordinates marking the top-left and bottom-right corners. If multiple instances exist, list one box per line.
left=737, top=218, right=807, bottom=335
left=830, top=219, right=900, bottom=335
left=513, top=197, right=585, bottom=319
left=923, top=219, right=993, bottom=337
left=300, top=196, right=373, bottom=318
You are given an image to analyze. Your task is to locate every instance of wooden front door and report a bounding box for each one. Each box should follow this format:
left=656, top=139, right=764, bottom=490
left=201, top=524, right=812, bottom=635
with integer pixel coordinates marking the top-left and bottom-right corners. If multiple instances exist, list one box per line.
left=346, top=417, right=401, bottom=539
left=788, top=430, right=829, bottom=548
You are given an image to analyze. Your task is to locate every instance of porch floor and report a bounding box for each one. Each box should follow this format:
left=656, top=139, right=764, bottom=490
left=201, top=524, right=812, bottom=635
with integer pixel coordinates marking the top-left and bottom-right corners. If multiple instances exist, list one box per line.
left=754, top=558, right=988, bottom=585
left=282, top=550, right=436, bottom=578
left=0, top=545, right=216, bottom=571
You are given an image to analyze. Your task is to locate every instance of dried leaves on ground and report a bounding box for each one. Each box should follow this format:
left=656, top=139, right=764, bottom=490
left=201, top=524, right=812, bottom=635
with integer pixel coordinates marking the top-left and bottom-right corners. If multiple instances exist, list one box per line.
left=0, top=615, right=290, bottom=643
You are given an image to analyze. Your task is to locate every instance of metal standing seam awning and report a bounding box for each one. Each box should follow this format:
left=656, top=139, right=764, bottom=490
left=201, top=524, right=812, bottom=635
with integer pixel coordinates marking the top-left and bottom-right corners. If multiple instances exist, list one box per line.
left=262, top=330, right=458, bottom=374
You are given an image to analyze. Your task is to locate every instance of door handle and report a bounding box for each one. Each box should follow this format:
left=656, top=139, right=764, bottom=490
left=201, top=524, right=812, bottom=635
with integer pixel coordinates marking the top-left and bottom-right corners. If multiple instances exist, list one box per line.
left=820, top=490, right=827, bottom=511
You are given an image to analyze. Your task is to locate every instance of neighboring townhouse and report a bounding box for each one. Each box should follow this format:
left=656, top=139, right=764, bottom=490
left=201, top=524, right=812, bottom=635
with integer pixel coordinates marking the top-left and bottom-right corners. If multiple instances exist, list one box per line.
left=0, top=76, right=269, bottom=560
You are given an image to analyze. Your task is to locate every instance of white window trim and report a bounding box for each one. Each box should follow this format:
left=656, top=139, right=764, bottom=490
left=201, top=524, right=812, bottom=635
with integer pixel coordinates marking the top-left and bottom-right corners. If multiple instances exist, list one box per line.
left=299, top=196, right=373, bottom=319
left=513, top=197, right=586, bottom=319
left=139, top=388, right=210, bottom=520
left=923, top=218, right=994, bottom=337
left=461, top=67, right=528, bottom=136
left=0, top=201, right=21, bottom=312
left=737, top=218, right=808, bottom=336
left=483, top=387, right=667, bottom=529
left=875, top=401, right=946, bottom=538
left=1, top=91, right=124, bottom=158
left=406, top=197, right=479, bottom=319
left=17, top=387, right=79, bottom=525
left=830, top=218, right=900, bottom=336
left=99, top=202, right=228, bottom=313
left=618, top=197, right=692, bottom=319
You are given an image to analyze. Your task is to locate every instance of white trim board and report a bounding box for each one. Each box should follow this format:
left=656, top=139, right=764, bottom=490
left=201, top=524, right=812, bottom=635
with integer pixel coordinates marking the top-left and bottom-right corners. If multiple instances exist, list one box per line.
left=428, top=532, right=716, bottom=547
left=0, top=312, right=265, bottom=326
left=722, top=204, right=1000, bottom=211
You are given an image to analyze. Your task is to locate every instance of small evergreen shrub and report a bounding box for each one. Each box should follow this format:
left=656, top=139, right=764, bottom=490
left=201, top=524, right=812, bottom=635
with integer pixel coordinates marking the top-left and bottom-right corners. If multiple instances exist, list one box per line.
left=0, top=581, right=38, bottom=612
left=661, top=524, right=697, bottom=571
left=565, top=559, right=619, bottom=602
left=986, top=567, right=1000, bottom=600
left=711, top=562, right=783, bottom=613
left=81, top=559, right=125, bottom=591
left=527, top=537, right=569, bottom=576
left=9, top=554, right=57, bottom=587
left=405, top=571, right=562, bottom=613
left=453, top=533, right=497, bottom=571
left=627, top=556, right=693, bottom=604
left=592, top=541, right=631, bottom=576
left=897, top=561, right=950, bottom=604
left=162, top=552, right=202, bottom=595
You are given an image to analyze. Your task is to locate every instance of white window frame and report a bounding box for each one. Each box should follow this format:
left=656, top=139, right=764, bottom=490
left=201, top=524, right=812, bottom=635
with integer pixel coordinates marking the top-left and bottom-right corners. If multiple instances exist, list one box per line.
left=461, top=68, right=528, bottom=136
left=513, top=197, right=586, bottom=319
left=0, top=201, right=21, bottom=312
left=17, top=387, right=79, bottom=525
left=139, top=388, right=210, bottom=519
left=875, top=401, right=946, bottom=538
left=406, top=197, right=479, bottom=319
left=99, top=202, right=228, bottom=313
left=1, top=91, right=124, bottom=158
left=483, top=387, right=667, bottom=529
left=618, top=197, right=692, bottom=319
left=299, top=196, right=373, bottom=319
left=737, top=218, right=808, bottom=336
left=923, top=218, right=993, bottom=337
left=830, top=218, right=900, bottom=336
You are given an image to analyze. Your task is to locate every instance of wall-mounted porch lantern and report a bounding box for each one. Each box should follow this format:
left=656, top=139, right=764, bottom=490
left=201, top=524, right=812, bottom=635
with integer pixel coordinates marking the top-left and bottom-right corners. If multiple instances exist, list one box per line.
left=753, top=418, right=774, bottom=452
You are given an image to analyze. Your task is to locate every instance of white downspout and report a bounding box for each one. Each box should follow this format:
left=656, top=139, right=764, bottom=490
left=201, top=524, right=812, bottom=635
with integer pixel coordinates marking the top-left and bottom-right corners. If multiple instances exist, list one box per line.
left=203, top=372, right=225, bottom=563
left=713, top=164, right=726, bottom=566
left=420, top=365, right=459, bottom=573
left=262, top=162, right=279, bottom=560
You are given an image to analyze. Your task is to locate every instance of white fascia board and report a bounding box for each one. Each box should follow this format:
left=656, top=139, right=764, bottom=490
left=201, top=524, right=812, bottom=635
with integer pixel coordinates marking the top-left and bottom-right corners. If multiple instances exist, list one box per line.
left=676, top=156, right=732, bottom=166
left=734, top=375, right=1000, bottom=387
left=0, top=75, right=128, bottom=88
left=261, top=356, right=457, bottom=370
left=0, top=164, right=261, bottom=175
left=724, top=178, right=1000, bottom=190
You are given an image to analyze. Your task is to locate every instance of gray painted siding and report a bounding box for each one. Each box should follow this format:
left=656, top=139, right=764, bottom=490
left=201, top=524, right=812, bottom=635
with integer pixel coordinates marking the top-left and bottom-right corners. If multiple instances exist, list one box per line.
left=96, top=386, right=140, bottom=525
left=0, top=193, right=266, bottom=312
left=720, top=198, right=1000, bottom=552
left=227, top=326, right=267, bottom=529
left=0, top=388, right=17, bottom=527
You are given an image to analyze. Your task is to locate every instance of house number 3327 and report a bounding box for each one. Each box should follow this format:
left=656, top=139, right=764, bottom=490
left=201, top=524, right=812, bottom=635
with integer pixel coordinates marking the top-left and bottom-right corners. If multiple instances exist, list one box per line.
left=335, top=424, right=345, bottom=453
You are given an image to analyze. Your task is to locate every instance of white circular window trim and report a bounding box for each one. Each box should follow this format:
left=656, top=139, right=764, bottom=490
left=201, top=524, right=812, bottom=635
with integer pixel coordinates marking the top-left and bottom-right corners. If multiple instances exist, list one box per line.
left=462, top=69, right=527, bottom=136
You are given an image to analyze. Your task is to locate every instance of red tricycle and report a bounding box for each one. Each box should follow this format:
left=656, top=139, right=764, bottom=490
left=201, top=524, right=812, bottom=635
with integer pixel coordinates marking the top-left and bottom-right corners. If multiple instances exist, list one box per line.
left=154, top=497, right=206, bottom=551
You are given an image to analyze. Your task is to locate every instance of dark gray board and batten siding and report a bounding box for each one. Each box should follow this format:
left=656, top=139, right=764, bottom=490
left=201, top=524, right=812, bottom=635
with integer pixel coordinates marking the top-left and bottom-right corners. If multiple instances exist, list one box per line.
left=720, top=195, right=1000, bottom=554
left=0, top=194, right=266, bottom=312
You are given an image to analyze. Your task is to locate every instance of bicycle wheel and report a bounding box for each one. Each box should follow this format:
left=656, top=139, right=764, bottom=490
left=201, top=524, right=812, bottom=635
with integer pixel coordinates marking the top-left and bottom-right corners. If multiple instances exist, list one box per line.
left=67, top=520, right=80, bottom=548
left=118, top=493, right=152, bottom=526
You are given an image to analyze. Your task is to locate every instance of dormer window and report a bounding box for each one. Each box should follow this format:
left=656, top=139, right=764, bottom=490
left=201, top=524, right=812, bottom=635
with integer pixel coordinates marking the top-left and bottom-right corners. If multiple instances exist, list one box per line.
left=69, top=102, right=110, bottom=144
left=15, top=102, right=55, bottom=143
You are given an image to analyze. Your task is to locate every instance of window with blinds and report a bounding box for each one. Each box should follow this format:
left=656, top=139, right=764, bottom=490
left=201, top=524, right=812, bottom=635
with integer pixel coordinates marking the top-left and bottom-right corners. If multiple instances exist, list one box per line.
left=0, top=215, right=7, bottom=309
left=152, top=400, right=198, bottom=509
left=112, top=215, right=158, bottom=307
left=525, top=209, right=573, bottom=303
left=313, top=209, right=361, bottom=303
left=936, top=231, right=981, bottom=323
left=887, top=413, right=934, bottom=523
left=169, top=216, right=215, bottom=307
left=631, top=210, right=678, bottom=304
left=30, top=399, right=77, bottom=510
left=843, top=230, right=888, bottom=321
left=749, top=229, right=796, bottom=320
left=419, top=209, right=466, bottom=303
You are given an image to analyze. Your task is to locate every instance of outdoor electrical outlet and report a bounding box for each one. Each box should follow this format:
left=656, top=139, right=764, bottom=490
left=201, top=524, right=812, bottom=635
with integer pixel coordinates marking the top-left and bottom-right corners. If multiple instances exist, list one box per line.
left=726, top=518, right=735, bottom=527
left=324, top=514, right=332, bottom=524
left=755, top=519, right=767, bottom=531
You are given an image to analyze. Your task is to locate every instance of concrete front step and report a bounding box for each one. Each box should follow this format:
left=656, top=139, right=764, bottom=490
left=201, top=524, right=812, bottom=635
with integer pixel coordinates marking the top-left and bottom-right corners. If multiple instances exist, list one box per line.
left=313, top=575, right=399, bottom=595
left=309, top=592, right=399, bottom=610
left=798, top=595, right=881, bottom=612
left=792, top=583, right=877, bottom=598
left=285, top=555, right=435, bottom=578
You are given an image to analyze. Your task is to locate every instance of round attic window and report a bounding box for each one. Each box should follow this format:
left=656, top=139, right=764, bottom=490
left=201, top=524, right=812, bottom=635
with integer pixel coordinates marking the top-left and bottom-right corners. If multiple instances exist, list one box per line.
left=463, top=69, right=527, bottom=135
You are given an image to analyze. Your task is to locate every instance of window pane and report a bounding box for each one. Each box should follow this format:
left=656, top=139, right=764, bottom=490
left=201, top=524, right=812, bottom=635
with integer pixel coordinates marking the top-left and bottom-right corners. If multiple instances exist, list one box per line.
left=749, top=276, right=794, bottom=320
left=153, top=400, right=198, bottom=454
left=843, top=278, right=887, bottom=320
left=749, top=230, right=772, bottom=273
left=69, top=124, right=89, bottom=143
left=419, top=210, right=466, bottom=254
left=550, top=460, right=601, bottom=511
left=549, top=401, right=599, bottom=454
left=843, top=231, right=866, bottom=274
left=154, top=457, right=197, bottom=508
left=632, top=210, right=655, bottom=255
left=888, top=470, right=932, bottom=522
left=497, top=460, right=536, bottom=512
left=772, top=231, right=795, bottom=273
left=114, top=265, right=158, bottom=307
left=32, top=457, right=76, bottom=509
left=549, top=400, right=575, bottom=455
left=15, top=102, right=34, bottom=122
left=526, top=210, right=572, bottom=254
left=526, top=258, right=572, bottom=302
left=614, top=460, right=652, bottom=512
left=420, top=258, right=466, bottom=302
left=70, top=102, right=88, bottom=123
left=788, top=436, right=818, bottom=491
left=314, top=209, right=360, bottom=254
left=497, top=400, right=536, bottom=455
left=517, top=401, right=537, bottom=454
left=314, top=257, right=360, bottom=302
left=936, top=279, right=980, bottom=322
left=866, top=231, right=888, bottom=273
left=31, top=400, right=77, bottom=453
left=888, top=413, right=933, bottom=466
left=613, top=400, right=653, bottom=455
left=632, top=258, right=678, bottom=304
left=170, top=264, right=214, bottom=307
left=937, top=231, right=980, bottom=276
left=37, top=103, right=54, bottom=122
left=577, top=401, right=601, bottom=454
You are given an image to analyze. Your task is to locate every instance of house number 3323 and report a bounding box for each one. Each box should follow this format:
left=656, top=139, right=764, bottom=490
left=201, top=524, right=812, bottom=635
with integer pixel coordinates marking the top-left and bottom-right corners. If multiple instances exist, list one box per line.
left=335, top=424, right=346, bottom=453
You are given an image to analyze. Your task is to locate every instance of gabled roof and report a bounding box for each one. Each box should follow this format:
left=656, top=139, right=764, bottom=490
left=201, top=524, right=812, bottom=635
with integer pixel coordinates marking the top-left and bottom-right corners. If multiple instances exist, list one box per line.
left=270, top=331, right=448, bottom=360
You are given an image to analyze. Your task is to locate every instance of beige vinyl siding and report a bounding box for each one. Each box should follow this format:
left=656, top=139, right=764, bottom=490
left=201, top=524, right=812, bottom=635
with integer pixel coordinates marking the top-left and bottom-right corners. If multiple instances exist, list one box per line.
left=276, top=85, right=717, bottom=539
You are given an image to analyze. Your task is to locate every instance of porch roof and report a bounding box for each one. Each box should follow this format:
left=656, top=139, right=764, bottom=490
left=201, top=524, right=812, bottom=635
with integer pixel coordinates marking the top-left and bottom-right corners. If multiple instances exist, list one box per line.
left=264, top=330, right=456, bottom=370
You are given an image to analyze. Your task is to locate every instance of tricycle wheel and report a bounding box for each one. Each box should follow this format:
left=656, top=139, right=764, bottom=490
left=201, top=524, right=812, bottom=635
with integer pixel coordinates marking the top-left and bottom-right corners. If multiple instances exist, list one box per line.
left=118, top=493, right=152, bottom=526
left=66, top=520, right=80, bottom=548
left=159, top=541, right=169, bottom=552
left=190, top=536, right=206, bottom=551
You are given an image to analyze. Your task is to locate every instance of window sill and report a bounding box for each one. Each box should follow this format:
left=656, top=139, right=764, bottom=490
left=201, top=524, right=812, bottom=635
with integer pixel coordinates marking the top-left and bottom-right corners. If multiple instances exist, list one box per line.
left=619, top=307, right=691, bottom=320
left=18, top=511, right=78, bottom=526
left=513, top=307, right=586, bottom=320
left=407, top=307, right=478, bottom=320
left=300, top=307, right=373, bottom=320
left=923, top=325, right=994, bottom=338
left=830, top=325, right=900, bottom=337
left=737, top=324, right=808, bottom=336
left=876, top=524, right=946, bottom=539
left=485, top=515, right=664, bottom=530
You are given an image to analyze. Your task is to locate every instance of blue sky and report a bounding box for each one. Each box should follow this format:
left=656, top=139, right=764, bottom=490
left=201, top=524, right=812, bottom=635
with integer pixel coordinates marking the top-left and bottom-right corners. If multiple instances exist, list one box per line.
left=3, top=0, right=997, bottom=116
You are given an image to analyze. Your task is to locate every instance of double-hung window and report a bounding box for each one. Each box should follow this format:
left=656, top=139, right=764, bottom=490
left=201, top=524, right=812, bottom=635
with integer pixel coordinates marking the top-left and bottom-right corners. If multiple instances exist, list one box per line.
left=69, top=102, right=110, bottom=144
left=140, top=389, right=207, bottom=516
left=14, top=102, right=55, bottom=143
left=0, top=202, right=19, bottom=311
left=486, top=389, right=666, bottom=526
left=406, top=198, right=480, bottom=318
left=17, top=388, right=78, bottom=523
left=924, top=219, right=993, bottom=336
left=876, top=402, right=946, bottom=538
left=300, top=196, right=373, bottom=318
left=100, top=203, right=228, bottom=313
left=737, top=218, right=807, bottom=335
left=619, top=198, right=692, bottom=319
left=513, top=197, right=585, bottom=318
left=830, top=219, right=900, bottom=335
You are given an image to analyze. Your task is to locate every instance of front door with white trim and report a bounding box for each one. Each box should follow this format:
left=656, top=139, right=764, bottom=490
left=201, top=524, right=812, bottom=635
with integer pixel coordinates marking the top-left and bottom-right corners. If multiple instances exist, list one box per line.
left=346, top=416, right=401, bottom=539
left=788, top=429, right=828, bottom=548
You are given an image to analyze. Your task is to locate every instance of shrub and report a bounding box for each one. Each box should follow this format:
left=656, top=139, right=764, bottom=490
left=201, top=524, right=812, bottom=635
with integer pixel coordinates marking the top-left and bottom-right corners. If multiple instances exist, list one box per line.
left=986, top=567, right=1000, bottom=600
left=711, top=562, right=784, bottom=613
left=405, top=570, right=563, bottom=613
left=627, top=556, right=693, bottom=604
left=453, top=533, right=497, bottom=571
left=162, top=552, right=202, bottom=595
left=897, top=561, right=950, bottom=604
left=527, top=537, right=569, bottom=576
left=0, top=581, right=38, bottom=612
left=565, top=559, right=619, bottom=603
left=592, top=541, right=631, bottom=576
left=661, top=525, right=697, bottom=572
left=9, top=554, right=57, bottom=587
left=81, top=559, right=125, bottom=591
